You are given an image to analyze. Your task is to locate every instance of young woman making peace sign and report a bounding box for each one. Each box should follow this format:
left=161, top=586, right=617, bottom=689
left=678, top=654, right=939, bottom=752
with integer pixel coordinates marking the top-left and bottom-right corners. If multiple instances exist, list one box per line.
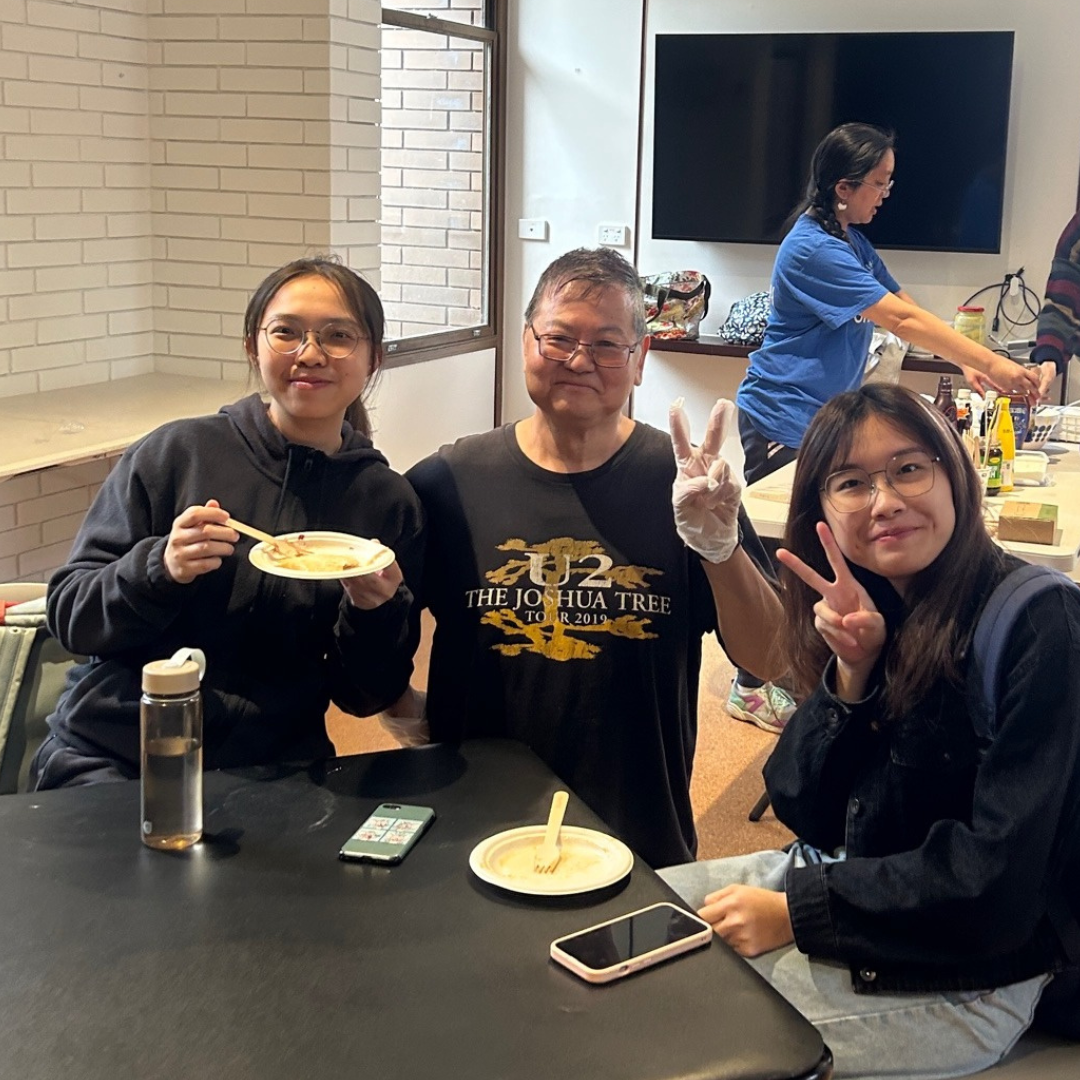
left=661, top=384, right=1080, bottom=1079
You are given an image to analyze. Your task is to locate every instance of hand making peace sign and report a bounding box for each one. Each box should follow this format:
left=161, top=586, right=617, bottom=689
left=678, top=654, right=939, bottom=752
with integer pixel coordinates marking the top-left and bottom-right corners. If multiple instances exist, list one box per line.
left=668, top=397, right=742, bottom=564
left=776, top=521, right=887, bottom=700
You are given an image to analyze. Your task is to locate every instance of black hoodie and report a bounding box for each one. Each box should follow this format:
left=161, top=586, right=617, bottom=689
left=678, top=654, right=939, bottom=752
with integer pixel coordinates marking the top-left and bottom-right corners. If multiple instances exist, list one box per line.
left=41, top=393, right=424, bottom=778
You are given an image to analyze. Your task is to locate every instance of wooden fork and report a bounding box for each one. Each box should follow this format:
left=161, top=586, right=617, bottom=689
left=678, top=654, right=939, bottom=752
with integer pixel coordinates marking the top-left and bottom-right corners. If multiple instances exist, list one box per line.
left=533, top=790, right=569, bottom=874
left=225, top=517, right=309, bottom=559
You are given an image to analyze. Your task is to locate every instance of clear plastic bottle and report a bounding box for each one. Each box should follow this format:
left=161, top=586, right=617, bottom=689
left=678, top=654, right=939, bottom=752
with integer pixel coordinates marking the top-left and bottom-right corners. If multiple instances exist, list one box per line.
left=140, top=653, right=203, bottom=850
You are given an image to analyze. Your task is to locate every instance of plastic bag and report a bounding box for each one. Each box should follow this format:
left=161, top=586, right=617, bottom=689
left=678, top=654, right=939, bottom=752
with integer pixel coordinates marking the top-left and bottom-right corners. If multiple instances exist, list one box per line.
left=641, top=271, right=711, bottom=340
left=719, top=290, right=770, bottom=346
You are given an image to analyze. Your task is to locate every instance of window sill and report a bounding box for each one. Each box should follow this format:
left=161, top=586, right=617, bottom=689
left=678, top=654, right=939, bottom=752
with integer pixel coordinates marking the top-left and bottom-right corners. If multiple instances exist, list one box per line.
left=0, top=373, right=248, bottom=483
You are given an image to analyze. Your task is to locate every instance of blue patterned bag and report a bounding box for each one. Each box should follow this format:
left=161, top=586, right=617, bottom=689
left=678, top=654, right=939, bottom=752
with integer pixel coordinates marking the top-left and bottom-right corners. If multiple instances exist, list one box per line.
left=720, top=290, right=771, bottom=345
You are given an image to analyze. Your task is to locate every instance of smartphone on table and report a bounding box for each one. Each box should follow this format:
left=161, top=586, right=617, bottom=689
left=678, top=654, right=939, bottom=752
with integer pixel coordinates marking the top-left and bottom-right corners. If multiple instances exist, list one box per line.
left=338, top=802, right=435, bottom=864
left=550, top=901, right=713, bottom=984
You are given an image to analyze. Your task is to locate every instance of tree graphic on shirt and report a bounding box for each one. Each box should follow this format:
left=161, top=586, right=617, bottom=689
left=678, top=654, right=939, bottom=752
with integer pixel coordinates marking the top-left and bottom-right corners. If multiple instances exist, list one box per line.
left=481, top=537, right=661, bottom=661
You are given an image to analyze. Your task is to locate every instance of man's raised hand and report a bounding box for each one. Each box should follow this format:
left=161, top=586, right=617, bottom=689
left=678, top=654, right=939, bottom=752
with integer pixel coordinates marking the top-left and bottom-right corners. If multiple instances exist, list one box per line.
left=669, top=397, right=742, bottom=564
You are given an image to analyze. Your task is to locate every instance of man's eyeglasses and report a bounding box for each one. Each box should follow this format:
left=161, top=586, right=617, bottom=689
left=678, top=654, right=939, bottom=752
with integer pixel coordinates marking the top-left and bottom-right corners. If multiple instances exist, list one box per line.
left=821, top=450, right=939, bottom=513
left=260, top=318, right=366, bottom=360
left=529, top=325, right=640, bottom=369
left=848, top=177, right=895, bottom=193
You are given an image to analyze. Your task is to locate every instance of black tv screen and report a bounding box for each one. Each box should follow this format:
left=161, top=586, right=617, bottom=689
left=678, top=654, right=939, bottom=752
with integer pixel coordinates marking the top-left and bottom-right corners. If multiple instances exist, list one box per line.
left=652, top=31, right=1015, bottom=253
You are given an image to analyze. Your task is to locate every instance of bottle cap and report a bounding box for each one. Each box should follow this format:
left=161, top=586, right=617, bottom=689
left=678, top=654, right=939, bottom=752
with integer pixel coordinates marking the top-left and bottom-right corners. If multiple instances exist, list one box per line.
left=142, top=648, right=205, bottom=694
left=142, top=658, right=200, bottom=694
left=957, top=305, right=985, bottom=313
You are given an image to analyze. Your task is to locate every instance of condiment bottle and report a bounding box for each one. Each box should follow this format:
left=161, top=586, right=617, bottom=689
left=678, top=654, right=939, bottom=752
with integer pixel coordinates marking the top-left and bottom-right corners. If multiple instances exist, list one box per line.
left=984, top=442, right=1003, bottom=497
left=932, top=375, right=957, bottom=425
left=980, top=390, right=999, bottom=438
left=955, top=388, right=972, bottom=433
left=996, top=396, right=1016, bottom=493
left=140, top=649, right=204, bottom=850
left=1009, top=396, right=1031, bottom=449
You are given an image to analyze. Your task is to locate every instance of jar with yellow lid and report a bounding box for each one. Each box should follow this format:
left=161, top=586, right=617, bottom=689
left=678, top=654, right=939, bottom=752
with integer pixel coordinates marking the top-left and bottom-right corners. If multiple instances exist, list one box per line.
left=954, top=305, right=986, bottom=345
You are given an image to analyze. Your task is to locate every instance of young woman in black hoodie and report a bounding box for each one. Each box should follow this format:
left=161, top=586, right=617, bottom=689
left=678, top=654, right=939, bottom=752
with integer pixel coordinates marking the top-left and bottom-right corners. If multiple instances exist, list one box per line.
left=32, top=257, right=424, bottom=788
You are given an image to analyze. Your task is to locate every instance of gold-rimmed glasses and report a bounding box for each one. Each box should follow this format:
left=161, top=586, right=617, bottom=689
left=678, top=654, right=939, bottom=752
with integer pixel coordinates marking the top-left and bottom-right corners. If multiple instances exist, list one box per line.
left=260, top=318, right=366, bottom=360
left=822, top=450, right=939, bottom=513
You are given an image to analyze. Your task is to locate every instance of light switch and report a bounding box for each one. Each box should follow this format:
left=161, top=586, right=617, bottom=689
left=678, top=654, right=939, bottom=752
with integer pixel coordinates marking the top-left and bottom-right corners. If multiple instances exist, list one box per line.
left=518, top=219, right=548, bottom=241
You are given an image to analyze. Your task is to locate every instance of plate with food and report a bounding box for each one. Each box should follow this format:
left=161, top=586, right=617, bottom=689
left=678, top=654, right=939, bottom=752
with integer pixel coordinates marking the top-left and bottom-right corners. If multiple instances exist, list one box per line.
left=468, top=825, right=633, bottom=897
left=248, top=530, right=395, bottom=580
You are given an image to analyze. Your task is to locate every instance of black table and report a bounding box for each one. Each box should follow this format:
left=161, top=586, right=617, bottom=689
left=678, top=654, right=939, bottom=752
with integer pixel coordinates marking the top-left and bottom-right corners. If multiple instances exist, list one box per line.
left=0, top=739, right=831, bottom=1080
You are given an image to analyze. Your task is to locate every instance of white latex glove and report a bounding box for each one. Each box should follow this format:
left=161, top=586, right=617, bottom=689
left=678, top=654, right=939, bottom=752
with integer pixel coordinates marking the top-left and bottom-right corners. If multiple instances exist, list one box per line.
left=669, top=397, right=742, bottom=563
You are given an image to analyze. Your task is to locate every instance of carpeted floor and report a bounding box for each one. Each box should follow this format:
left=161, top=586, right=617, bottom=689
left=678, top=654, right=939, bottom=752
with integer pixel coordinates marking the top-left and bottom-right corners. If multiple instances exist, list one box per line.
left=327, top=617, right=793, bottom=862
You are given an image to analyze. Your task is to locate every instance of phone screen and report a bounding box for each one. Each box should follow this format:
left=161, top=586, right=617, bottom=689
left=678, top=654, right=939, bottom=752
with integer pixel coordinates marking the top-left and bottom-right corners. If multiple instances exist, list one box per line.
left=556, top=903, right=708, bottom=968
left=339, top=803, right=435, bottom=863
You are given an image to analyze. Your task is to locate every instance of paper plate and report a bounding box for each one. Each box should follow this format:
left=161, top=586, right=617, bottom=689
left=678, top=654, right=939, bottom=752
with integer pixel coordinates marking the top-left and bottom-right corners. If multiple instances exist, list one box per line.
left=248, top=530, right=395, bottom=580
left=469, top=825, right=633, bottom=897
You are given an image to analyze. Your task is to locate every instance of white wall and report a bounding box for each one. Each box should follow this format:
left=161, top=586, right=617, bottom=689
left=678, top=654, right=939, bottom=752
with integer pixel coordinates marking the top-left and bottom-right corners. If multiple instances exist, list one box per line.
left=505, top=0, right=1080, bottom=427
left=368, top=347, right=495, bottom=472
left=502, top=0, right=643, bottom=422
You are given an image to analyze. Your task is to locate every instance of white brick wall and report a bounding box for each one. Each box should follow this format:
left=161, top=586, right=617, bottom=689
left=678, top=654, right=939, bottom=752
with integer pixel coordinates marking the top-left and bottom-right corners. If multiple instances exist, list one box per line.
left=0, top=0, right=381, bottom=581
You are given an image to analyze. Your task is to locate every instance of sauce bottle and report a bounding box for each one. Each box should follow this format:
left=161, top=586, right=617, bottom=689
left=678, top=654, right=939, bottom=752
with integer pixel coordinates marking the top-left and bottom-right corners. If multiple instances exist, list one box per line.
left=932, top=375, right=958, bottom=425
left=996, top=396, right=1016, bottom=493
left=984, top=442, right=1003, bottom=497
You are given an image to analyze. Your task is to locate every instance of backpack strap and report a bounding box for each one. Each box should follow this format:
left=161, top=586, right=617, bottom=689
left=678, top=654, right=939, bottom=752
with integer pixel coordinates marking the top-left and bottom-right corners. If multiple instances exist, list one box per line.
left=970, top=563, right=1079, bottom=741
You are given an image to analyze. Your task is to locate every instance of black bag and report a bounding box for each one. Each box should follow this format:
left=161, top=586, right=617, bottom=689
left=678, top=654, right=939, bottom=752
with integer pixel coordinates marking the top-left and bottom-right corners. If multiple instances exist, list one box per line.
left=640, top=271, right=710, bottom=340
left=969, top=564, right=1080, bottom=1037
left=720, top=290, right=770, bottom=346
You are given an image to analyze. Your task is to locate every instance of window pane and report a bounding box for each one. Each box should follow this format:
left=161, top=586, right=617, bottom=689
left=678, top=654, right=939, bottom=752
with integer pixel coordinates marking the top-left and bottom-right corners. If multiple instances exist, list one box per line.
left=381, top=25, right=490, bottom=341
left=384, top=1, right=489, bottom=29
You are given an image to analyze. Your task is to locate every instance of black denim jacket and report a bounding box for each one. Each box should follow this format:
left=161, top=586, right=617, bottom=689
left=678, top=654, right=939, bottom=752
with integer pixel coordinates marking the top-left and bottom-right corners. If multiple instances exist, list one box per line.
left=766, top=559, right=1080, bottom=994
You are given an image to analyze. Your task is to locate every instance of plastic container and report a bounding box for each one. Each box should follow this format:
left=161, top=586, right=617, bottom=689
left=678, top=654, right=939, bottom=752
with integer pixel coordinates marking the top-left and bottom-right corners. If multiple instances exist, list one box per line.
left=140, top=650, right=204, bottom=850
left=954, top=305, right=986, bottom=345
left=1007, top=397, right=1031, bottom=450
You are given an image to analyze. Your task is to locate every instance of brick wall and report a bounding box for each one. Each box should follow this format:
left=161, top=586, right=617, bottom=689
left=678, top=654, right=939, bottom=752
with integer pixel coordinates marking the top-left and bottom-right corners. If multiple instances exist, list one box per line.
left=0, top=0, right=382, bottom=581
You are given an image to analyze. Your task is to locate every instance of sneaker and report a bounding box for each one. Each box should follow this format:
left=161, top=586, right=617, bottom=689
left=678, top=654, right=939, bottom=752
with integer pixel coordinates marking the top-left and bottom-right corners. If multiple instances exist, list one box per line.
left=766, top=682, right=797, bottom=726
left=726, top=680, right=794, bottom=734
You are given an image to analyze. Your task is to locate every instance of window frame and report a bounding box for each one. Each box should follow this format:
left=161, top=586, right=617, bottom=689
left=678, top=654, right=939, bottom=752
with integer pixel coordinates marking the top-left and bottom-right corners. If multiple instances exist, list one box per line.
left=379, top=2, right=505, bottom=368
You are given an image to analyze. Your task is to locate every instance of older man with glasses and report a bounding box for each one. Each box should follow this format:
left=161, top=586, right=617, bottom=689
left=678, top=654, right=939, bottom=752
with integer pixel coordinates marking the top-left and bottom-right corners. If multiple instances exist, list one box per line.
left=385, top=247, right=784, bottom=869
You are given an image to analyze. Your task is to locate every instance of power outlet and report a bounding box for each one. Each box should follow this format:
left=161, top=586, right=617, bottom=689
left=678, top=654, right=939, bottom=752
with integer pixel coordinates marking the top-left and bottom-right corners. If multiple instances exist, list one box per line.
left=598, top=224, right=629, bottom=247
left=518, top=218, right=548, bottom=241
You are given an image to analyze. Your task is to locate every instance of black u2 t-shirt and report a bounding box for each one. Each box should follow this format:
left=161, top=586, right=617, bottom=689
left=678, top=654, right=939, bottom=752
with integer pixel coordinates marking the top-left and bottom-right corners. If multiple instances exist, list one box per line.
left=407, top=422, right=744, bottom=869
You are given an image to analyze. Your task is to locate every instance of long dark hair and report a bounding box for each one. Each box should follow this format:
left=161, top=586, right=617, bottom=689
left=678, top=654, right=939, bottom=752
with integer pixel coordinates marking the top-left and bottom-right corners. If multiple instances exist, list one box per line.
left=243, top=255, right=384, bottom=439
left=780, top=384, right=1006, bottom=718
left=784, top=122, right=896, bottom=242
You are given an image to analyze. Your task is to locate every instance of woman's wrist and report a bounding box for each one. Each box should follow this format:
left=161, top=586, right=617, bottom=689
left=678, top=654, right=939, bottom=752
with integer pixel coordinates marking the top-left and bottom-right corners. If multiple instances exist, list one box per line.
left=833, top=657, right=875, bottom=703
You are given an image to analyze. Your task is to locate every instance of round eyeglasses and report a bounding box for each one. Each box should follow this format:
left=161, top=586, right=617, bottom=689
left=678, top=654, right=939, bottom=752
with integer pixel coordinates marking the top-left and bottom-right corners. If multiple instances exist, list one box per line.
left=822, top=450, right=940, bottom=513
left=260, top=318, right=366, bottom=360
left=529, top=325, right=640, bottom=369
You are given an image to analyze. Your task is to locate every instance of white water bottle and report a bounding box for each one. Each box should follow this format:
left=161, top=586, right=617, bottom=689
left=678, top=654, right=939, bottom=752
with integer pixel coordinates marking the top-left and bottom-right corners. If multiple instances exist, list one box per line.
left=140, top=649, right=205, bottom=850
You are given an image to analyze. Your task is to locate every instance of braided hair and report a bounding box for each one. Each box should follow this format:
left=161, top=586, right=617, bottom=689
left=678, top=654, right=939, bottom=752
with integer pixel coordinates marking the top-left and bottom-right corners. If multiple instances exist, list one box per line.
left=783, top=122, right=896, bottom=243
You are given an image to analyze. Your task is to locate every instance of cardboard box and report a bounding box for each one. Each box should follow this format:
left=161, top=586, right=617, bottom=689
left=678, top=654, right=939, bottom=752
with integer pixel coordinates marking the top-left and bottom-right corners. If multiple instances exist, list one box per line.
left=998, top=502, right=1058, bottom=545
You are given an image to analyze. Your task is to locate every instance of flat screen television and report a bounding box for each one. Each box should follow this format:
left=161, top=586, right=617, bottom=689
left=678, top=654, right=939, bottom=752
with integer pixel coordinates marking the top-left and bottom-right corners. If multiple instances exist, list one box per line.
left=652, top=31, right=1015, bottom=253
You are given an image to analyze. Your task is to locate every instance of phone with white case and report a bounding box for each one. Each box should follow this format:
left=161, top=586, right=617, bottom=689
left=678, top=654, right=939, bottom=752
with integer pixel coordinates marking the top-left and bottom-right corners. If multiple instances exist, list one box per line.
left=550, top=902, right=713, bottom=984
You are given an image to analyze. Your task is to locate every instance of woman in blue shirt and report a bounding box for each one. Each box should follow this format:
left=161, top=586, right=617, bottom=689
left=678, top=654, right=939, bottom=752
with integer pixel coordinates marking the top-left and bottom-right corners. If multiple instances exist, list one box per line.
left=726, top=123, right=1040, bottom=733
left=736, top=122, right=1038, bottom=480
